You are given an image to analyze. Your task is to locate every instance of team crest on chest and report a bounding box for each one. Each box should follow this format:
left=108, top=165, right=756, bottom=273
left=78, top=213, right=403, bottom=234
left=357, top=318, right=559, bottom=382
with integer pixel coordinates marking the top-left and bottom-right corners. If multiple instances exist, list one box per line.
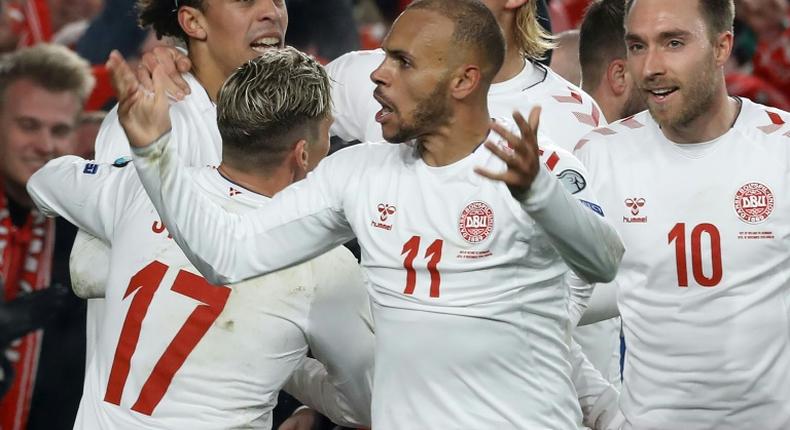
left=734, top=182, right=774, bottom=224
left=458, top=201, right=494, bottom=243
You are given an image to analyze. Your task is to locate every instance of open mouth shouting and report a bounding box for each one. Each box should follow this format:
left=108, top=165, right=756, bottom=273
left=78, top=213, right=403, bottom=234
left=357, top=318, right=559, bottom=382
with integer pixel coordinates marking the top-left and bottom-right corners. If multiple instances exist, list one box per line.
left=250, top=36, right=282, bottom=53
left=374, top=91, right=395, bottom=123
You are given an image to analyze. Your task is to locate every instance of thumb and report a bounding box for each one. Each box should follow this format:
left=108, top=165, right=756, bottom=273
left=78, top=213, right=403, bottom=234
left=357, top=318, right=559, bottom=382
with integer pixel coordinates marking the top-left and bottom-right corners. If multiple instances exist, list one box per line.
left=106, top=50, right=138, bottom=101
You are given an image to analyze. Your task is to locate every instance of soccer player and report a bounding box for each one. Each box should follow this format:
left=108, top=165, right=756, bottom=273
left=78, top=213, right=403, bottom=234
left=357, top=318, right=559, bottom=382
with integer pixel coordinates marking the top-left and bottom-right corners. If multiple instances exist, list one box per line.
left=116, top=1, right=625, bottom=428
left=71, top=0, right=287, bottom=384
left=325, top=0, right=620, bottom=382
left=573, top=0, right=790, bottom=428
left=28, top=48, right=373, bottom=429
left=579, top=0, right=646, bottom=123
left=329, top=0, right=602, bottom=152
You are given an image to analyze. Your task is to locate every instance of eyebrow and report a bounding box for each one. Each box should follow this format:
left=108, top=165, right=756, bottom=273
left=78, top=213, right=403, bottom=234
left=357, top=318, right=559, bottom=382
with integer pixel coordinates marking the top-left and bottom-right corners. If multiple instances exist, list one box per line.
left=625, top=29, right=692, bottom=43
left=384, top=48, right=415, bottom=63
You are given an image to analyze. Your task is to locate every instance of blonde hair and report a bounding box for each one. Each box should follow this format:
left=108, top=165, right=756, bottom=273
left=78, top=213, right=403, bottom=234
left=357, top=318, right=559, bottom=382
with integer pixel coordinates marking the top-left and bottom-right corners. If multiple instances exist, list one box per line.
left=0, top=44, right=94, bottom=105
left=514, top=1, right=556, bottom=61
left=217, top=47, right=331, bottom=170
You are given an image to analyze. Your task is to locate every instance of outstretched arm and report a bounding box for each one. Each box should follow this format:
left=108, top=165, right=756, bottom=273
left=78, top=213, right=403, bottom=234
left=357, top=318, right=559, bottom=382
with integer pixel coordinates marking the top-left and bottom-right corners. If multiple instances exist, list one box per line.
left=107, top=52, right=356, bottom=285
left=476, top=108, right=624, bottom=284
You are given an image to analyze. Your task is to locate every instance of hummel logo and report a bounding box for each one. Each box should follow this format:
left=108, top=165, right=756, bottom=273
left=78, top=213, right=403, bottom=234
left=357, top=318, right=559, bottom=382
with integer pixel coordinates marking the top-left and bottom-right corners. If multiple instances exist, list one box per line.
left=229, top=187, right=242, bottom=196
left=377, top=204, right=396, bottom=221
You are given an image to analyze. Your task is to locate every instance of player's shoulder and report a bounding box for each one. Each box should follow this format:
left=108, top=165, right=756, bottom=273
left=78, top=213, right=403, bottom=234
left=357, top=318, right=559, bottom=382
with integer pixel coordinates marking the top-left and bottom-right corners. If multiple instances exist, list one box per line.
left=732, top=98, right=790, bottom=143
left=574, top=110, right=654, bottom=154
left=533, top=65, right=599, bottom=111
left=327, top=49, right=385, bottom=76
left=329, top=141, right=404, bottom=164
left=171, top=72, right=215, bottom=116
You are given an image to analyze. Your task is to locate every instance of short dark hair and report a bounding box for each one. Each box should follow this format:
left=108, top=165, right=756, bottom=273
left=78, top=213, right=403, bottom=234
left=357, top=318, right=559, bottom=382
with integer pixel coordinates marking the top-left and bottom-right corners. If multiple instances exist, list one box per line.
left=217, top=47, right=331, bottom=172
left=579, top=0, right=627, bottom=93
left=625, top=0, right=735, bottom=41
left=137, top=0, right=205, bottom=44
left=407, top=0, right=505, bottom=86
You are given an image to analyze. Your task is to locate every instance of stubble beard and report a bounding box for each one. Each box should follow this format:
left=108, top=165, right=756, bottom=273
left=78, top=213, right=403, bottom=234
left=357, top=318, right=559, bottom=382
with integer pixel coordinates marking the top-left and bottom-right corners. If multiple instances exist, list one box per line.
left=648, top=56, right=719, bottom=131
left=385, top=78, right=453, bottom=145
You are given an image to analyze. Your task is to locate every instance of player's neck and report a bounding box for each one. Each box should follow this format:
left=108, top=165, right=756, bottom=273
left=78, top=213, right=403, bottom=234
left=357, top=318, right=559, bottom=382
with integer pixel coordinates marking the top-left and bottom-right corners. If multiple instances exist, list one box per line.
left=189, top=49, right=229, bottom=102
left=661, top=89, right=740, bottom=144
left=590, top=86, right=616, bottom=124
left=216, top=163, right=292, bottom=198
left=417, top=107, right=491, bottom=167
left=495, top=38, right=525, bottom=84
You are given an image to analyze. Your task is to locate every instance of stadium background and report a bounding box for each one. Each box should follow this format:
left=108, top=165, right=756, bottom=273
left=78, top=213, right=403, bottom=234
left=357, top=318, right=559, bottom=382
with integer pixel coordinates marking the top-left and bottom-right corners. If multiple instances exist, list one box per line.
left=0, top=0, right=787, bottom=428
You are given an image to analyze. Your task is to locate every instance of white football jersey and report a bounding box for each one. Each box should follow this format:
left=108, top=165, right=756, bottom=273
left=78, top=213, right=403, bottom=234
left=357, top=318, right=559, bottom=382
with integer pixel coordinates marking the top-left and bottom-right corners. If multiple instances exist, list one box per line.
left=574, top=99, right=790, bottom=430
left=328, top=48, right=621, bottom=384
left=76, top=72, right=222, bottom=370
left=131, top=121, right=624, bottom=429
left=29, top=160, right=374, bottom=429
left=328, top=49, right=604, bottom=151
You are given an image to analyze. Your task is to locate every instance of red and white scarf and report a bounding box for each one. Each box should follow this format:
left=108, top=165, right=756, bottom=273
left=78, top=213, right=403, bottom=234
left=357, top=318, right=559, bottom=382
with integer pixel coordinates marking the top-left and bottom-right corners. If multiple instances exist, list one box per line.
left=0, top=186, right=54, bottom=430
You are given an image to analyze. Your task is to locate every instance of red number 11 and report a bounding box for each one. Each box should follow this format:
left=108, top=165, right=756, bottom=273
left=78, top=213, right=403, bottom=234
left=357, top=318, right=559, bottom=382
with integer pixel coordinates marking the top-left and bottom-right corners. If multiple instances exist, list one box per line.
left=402, top=236, right=443, bottom=297
left=104, top=261, right=231, bottom=415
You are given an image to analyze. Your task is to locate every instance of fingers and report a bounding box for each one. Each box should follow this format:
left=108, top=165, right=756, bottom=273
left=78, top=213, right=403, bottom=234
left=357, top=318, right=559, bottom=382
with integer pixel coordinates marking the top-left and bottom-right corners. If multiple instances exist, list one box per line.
left=136, top=62, right=154, bottom=93
left=106, top=50, right=139, bottom=102
left=154, top=46, right=191, bottom=98
left=151, top=64, right=170, bottom=105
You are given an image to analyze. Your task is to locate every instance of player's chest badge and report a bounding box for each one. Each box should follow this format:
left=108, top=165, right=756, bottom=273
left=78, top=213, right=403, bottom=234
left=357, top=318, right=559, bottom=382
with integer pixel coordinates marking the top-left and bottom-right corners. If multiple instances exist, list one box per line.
left=734, top=182, right=776, bottom=240
left=458, top=201, right=494, bottom=244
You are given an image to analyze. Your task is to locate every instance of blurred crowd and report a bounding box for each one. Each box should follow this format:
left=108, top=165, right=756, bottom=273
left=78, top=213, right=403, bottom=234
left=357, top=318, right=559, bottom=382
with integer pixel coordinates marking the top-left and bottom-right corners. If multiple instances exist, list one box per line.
left=0, top=0, right=787, bottom=429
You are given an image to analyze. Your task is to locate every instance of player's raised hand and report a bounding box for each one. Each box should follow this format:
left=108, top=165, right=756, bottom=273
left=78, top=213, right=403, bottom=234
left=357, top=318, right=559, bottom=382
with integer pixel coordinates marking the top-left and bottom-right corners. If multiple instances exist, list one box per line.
left=107, top=50, right=172, bottom=149
left=475, top=107, right=542, bottom=201
left=139, top=45, right=192, bottom=100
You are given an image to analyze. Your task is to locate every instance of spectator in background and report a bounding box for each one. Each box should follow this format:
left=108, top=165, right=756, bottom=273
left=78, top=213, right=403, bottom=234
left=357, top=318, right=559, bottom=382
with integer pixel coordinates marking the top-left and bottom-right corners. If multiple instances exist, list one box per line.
left=550, top=29, right=581, bottom=85
left=0, top=43, right=93, bottom=430
left=578, top=0, right=645, bottom=123
left=728, top=0, right=790, bottom=109
left=738, top=0, right=789, bottom=96
left=286, top=0, right=359, bottom=61
left=72, top=110, right=106, bottom=159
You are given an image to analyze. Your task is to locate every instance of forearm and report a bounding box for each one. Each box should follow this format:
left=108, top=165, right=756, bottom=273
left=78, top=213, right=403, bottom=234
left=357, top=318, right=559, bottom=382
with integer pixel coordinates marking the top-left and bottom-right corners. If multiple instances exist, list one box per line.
left=578, top=281, right=619, bottom=326
left=522, top=166, right=624, bottom=283
left=131, top=132, right=354, bottom=284
left=283, top=358, right=369, bottom=428
left=569, top=340, right=623, bottom=430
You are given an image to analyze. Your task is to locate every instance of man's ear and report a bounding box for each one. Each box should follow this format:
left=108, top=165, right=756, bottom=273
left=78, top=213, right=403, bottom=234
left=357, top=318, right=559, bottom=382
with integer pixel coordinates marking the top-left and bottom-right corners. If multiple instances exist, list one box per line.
left=178, top=6, right=207, bottom=41
left=713, top=31, right=734, bottom=68
left=606, top=59, right=628, bottom=97
left=504, top=0, right=528, bottom=10
left=293, top=139, right=309, bottom=170
left=449, top=64, right=482, bottom=100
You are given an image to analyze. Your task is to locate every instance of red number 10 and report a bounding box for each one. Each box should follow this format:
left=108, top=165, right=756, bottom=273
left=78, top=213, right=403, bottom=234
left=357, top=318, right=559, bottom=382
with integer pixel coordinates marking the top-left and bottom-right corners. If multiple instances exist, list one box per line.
left=104, top=261, right=231, bottom=415
left=402, top=236, right=444, bottom=297
left=668, top=223, right=723, bottom=287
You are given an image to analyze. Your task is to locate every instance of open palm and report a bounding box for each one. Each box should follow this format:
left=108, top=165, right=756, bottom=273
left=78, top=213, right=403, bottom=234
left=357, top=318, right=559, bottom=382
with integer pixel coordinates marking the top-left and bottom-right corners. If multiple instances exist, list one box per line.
left=106, top=50, right=172, bottom=148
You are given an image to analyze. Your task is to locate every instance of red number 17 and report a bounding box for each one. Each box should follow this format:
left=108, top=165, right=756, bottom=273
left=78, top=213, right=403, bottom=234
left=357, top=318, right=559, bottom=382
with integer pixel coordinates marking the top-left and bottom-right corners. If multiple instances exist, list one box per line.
left=104, top=261, right=231, bottom=415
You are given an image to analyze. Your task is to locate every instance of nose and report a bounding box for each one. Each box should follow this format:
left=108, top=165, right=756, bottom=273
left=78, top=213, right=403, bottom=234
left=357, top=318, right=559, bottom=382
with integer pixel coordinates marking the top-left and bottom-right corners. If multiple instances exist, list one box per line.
left=256, top=0, right=286, bottom=24
left=370, top=58, right=390, bottom=86
left=642, top=46, right=666, bottom=81
left=31, top=129, right=56, bottom=157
